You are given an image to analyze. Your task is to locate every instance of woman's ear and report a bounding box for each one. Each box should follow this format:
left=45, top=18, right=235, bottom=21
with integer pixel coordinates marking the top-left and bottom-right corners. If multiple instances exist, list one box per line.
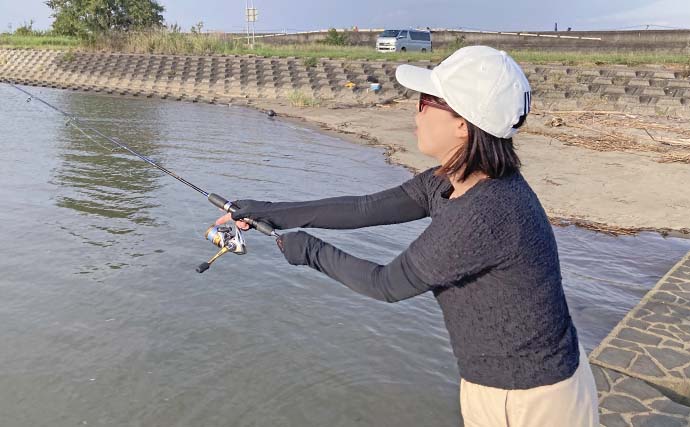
left=454, top=117, right=469, bottom=140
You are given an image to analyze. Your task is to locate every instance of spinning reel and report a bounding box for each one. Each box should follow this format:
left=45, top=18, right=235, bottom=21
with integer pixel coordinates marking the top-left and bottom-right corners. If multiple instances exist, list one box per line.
left=194, top=193, right=279, bottom=274
left=196, top=222, right=247, bottom=273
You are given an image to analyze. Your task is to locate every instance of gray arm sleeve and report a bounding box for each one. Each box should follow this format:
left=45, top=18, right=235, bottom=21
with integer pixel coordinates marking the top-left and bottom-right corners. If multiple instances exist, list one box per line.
left=233, top=186, right=428, bottom=230
left=300, top=234, right=433, bottom=302
left=282, top=209, right=502, bottom=303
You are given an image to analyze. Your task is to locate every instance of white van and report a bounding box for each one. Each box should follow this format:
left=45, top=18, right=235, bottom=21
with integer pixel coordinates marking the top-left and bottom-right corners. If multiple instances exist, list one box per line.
left=376, top=29, right=432, bottom=53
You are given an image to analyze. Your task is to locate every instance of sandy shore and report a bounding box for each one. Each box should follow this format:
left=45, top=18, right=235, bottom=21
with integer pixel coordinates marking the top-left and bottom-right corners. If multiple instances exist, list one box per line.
left=249, top=98, right=690, bottom=236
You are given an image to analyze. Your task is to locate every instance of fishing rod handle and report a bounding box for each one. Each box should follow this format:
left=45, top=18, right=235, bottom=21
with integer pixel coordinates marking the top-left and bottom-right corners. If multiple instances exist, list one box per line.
left=208, top=193, right=277, bottom=237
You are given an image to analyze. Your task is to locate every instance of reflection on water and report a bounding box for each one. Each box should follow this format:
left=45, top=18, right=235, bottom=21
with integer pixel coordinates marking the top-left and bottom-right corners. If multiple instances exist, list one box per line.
left=52, top=91, right=163, bottom=227
left=0, top=85, right=689, bottom=427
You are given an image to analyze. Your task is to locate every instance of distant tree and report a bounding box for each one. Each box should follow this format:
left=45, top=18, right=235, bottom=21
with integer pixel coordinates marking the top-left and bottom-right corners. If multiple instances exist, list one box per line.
left=45, top=0, right=165, bottom=37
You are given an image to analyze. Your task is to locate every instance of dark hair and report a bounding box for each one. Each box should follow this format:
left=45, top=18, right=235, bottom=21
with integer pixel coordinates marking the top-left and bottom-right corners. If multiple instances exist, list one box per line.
left=427, top=95, right=522, bottom=181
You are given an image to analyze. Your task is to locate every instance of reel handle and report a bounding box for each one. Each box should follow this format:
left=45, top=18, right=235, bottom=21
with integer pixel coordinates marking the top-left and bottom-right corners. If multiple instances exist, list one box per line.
left=208, top=193, right=277, bottom=237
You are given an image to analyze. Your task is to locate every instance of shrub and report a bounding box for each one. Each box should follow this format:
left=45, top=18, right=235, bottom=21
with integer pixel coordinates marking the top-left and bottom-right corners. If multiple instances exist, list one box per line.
left=61, top=50, right=76, bottom=63
left=303, top=57, right=317, bottom=68
left=287, top=90, right=320, bottom=107
left=322, top=28, right=349, bottom=46
left=15, top=20, right=36, bottom=36
left=446, top=35, right=466, bottom=51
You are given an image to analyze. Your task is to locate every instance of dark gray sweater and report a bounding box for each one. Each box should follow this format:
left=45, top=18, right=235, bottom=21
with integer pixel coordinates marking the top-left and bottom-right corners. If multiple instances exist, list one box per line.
left=232, top=168, right=580, bottom=389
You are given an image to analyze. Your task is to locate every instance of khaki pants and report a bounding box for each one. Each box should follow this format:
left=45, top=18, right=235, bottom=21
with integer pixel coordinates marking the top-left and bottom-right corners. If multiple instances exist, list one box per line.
left=460, top=345, right=599, bottom=427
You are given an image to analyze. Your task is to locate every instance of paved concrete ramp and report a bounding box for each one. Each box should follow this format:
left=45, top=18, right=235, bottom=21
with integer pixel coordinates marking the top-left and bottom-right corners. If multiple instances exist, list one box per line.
left=591, top=251, right=690, bottom=426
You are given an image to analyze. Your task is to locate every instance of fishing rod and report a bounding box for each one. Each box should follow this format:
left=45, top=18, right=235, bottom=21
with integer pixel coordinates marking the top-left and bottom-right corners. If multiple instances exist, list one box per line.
left=8, top=82, right=279, bottom=273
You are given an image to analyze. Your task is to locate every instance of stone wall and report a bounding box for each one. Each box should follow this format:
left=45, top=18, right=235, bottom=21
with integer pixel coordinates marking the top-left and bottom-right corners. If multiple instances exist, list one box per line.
left=1, top=49, right=689, bottom=118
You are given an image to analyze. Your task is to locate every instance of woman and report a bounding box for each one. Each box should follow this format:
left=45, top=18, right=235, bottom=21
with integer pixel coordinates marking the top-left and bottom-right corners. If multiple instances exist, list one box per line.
left=216, top=46, right=599, bottom=426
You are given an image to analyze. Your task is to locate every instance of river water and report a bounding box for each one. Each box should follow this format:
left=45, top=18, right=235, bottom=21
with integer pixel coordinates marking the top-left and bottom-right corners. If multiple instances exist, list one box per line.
left=1, top=85, right=689, bottom=427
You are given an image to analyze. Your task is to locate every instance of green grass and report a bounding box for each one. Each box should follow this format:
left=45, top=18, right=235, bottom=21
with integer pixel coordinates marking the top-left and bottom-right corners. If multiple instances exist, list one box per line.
left=0, top=34, right=79, bottom=49
left=85, top=31, right=442, bottom=61
left=244, top=43, right=440, bottom=61
left=1, top=33, right=688, bottom=67
left=509, top=50, right=690, bottom=67
left=287, top=90, right=321, bottom=107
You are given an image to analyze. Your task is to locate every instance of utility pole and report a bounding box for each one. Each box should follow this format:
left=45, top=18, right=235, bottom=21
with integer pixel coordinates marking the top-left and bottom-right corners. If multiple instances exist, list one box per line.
left=245, top=0, right=258, bottom=48
left=245, top=0, right=250, bottom=48
left=251, top=0, right=256, bottom=47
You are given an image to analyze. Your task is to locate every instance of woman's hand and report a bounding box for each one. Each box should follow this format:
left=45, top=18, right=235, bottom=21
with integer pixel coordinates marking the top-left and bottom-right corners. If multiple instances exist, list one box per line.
left=215, top=212, right=250, bottom=230
left=214, top=199, right=276, bottom=231
left=277, top=231, right=316, bottom=265
left=212, top=199, right=315, bottom=264
left=213, top=206, right=315, bottom=265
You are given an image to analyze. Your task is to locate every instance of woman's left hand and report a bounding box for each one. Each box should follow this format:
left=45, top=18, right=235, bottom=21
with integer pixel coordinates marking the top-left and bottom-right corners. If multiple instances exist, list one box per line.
left=277, top=231, right=317, bottom=266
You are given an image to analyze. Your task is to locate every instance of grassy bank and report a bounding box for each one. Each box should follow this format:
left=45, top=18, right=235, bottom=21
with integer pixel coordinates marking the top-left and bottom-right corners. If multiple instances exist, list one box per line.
left=1, top=33, right=689, bottom=67
left=84, top=32, right=443, bottom=62
left=0, top=34, right=79, bottom=49
left=510, top=51, right=690, bottom=67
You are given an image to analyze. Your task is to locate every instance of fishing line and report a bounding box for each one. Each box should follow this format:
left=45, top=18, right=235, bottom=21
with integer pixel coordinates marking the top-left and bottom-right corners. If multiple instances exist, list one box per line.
left=12, top=83, right=210, bottom=197
left=9, top=82, right=279, bottom=273
left=68, top=118, right=118, bottom=153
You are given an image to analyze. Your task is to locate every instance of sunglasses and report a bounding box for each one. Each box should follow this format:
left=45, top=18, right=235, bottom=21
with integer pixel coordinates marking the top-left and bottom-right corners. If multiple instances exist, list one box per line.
left=418, top=93, right=457, bottom=114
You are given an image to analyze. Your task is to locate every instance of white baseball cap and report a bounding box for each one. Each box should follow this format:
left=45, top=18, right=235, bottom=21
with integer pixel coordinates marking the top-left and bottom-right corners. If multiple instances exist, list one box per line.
left=396, top=45, right=531, bottom=139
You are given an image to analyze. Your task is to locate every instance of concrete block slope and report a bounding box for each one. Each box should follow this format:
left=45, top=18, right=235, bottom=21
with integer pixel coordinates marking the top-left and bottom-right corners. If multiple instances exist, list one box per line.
left=2, top=49, right=689, bottom=117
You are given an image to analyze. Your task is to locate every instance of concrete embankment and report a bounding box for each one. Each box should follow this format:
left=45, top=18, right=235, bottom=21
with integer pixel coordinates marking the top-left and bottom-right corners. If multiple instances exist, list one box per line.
left=1, top=49, right=689, bottom=118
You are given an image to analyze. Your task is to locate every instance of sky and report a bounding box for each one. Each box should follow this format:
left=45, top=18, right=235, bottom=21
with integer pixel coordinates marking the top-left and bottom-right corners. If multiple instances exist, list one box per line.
left=1, top=0, right=689, bottom=33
